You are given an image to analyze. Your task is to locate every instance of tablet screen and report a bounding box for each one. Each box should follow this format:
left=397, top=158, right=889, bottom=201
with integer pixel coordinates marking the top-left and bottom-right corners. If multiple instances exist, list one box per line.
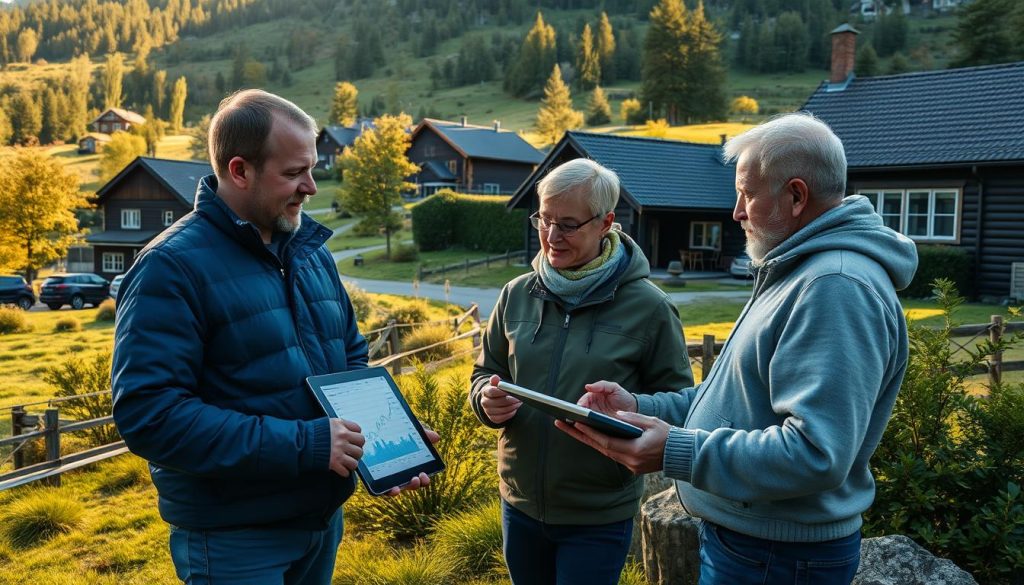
left=318, top=375, right=436, bottom=479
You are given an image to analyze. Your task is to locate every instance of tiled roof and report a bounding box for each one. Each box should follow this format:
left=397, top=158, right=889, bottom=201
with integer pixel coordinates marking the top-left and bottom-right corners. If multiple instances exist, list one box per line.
left=551, top=132, right=736, bottom=210
left=320, top=125, right=365, bottom=148
left=419, top=119, right=544, bottom=164
left=802, top=61, right=1024, bottom=167
left=92, top=107, right=146, bottom=125
left=96, top=157, right=212, bottom=207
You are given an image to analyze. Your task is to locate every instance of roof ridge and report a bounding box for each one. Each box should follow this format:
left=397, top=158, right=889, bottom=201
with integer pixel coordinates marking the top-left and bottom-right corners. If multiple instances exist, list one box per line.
left=569, top=130, right=724, bottom=149
left=854, top=59, right=1024, bottom=82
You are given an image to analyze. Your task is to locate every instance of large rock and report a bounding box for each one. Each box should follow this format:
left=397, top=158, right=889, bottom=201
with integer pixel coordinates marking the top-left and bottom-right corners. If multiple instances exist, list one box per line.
left=629, top=473, right=678, bottom=559
left=639, top=488, right=700, bottom=585
left=853, top=535, right=978, bottom=585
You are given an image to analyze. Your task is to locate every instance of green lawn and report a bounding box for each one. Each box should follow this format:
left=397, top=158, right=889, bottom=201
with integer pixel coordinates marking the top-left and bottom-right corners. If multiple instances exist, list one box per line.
left=658, top=280, right=753, bottom=293
left=337, top=247, right=511, bottom=282
left=327, top=230, right=408, bottom=253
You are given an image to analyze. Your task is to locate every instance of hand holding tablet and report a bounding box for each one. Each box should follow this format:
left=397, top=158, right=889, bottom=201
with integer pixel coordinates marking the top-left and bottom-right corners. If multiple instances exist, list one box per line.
left=495, top=380, right=643, bottom=439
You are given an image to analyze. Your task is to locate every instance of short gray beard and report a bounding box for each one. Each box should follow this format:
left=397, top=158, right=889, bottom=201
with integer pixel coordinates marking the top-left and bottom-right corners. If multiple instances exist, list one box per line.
left=743, top=197, right=790, bottom=264
left=274, top=194, right=312, bottom=233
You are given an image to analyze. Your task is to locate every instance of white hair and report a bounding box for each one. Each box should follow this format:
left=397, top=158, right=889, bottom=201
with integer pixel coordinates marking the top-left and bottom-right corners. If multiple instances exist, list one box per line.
left=537, top=158, right=620, bottom=216
left=723, top=112, right=847, bottom=203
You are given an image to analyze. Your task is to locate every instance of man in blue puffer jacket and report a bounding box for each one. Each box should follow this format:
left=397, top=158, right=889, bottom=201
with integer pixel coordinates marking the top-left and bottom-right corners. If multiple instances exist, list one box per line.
left=112, top=89, right=434, bottom=584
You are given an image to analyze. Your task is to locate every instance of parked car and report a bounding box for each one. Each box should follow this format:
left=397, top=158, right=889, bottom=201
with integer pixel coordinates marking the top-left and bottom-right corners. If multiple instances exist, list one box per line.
left=729, top=252, right=753, bottom=279
left=0, top=275, right=36, bottom=310
left=109, top=274, right=125, bottom=300
left=39, top=273, right=110, bottom=310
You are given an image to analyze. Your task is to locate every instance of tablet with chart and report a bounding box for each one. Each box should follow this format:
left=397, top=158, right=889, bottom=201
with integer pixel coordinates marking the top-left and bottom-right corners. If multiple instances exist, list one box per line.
left=307, top=368, right=445, bottom=495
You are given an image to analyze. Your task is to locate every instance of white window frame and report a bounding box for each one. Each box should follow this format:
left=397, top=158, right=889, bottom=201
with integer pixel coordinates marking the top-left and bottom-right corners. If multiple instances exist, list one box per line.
left=483, top=183, right=501, bottom=194
left=689, top=221, right=722, bottom=251
left=163, top=210, right=174, bottom=226
left=447, top=160, right=458, bottom=175
left=102, top=252, right=125, bottom=273
left=121, top=209, right=141, bottom=230
left=858, top=188, right=960, bottom=243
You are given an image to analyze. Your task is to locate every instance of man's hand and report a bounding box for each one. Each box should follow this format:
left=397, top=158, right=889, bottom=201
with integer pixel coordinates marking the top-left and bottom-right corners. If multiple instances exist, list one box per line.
left=578, top=380, right=638, bottom=415
left=479, top=374, right=521, bottom=424
left=383, top=427, right=441, bottom=496
left=329, top=418, right=365, bottom=478
left=555, top=411, right=670, bottom=475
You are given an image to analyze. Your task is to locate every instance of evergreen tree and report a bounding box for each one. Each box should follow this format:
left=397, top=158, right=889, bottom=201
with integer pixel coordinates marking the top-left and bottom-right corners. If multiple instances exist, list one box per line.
left=535, top=64, right=583, bottom=145
left=339, top=114, right=418, bottom=260
left=0, top=150, right=87, bottom=283
left=169, top=76, right=187, bottom=133
left=39, top=88, right=61, bottom=145
left=952, top=0, right=1016, bottom=67
left=103, top=52, right=125, bottom=109
left=596, top=12, right=616, bottom=85
left=775, top=12, right=808, bottom=72
left=681, top=2, right=727, bottom=123
left=888, top=52, right=911, bottom=75
left=577, top=24, right=601, bottom=90
left=330, top=82, right=359, bottom=126
left=10, top=91, right=42, bottom=146
left=620, top=97, right=643, bottom=124
left=189, top=115, right=212, bottom=161
left=641, top=0, right=688, bottom=124
left=0, top=106, right=11, bottom=146
left=505, top=12, right=557, bottom=98
left=585, top=86, right=612, bottom=126
left=856, top=44, right=879, bottom=77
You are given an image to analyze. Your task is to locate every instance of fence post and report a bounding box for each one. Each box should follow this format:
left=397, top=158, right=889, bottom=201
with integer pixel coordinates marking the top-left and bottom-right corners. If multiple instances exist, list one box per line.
left=701, top=335, right=716, bottom=381
left=44, top=408, right=60, bottom=487
left=10, top=406, right=25, bottom=469
left=471, top=304, right=482, bottom=349
left=990, top=314, right=1003, bottom=386
left=387, top=320, right=402, bottom=376
left=465, top=258, right=470, bottom=275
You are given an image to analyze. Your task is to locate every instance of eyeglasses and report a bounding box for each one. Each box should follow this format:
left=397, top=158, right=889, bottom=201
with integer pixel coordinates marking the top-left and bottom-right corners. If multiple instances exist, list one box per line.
left=529, top=212, right=600, bottom=237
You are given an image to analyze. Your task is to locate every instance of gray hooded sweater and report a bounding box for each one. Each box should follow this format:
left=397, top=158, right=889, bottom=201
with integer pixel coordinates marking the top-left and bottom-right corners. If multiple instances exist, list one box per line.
left=637, top=195, right=918, bottom=543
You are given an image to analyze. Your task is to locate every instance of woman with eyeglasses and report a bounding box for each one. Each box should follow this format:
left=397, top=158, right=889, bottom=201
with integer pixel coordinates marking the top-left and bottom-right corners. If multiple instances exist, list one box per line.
left=470, top=158, right=693, bottom=585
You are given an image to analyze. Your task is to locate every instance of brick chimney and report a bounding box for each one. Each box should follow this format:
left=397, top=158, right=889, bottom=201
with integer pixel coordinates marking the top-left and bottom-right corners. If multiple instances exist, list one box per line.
left=829, top=24, right=860, bottom=85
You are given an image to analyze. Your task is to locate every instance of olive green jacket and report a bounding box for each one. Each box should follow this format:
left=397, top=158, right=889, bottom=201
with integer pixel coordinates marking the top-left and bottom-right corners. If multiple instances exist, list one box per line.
left=470, top=233, right=693, bottom=524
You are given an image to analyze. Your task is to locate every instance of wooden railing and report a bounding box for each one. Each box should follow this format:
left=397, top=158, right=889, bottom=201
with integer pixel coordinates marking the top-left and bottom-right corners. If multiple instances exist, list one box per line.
left=948, top=315, right=1024, bottom=386
left=417, top=250, right=526, bottom=280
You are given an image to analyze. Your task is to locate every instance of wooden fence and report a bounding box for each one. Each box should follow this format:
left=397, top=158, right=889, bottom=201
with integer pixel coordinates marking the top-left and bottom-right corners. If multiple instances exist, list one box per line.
left=417, top=250, right=527, bottom=280
left=1, top=314, right=1018, bottom=492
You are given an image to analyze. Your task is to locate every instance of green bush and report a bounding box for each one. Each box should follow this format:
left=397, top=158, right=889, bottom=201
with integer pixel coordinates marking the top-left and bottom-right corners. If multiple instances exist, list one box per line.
left=618, top=561, right=647, bottom=585
left=385, top=300, right=430, bottom=327
left=864, top=279, right=1024, bottom=584
left=43, top=351, right=117, bottom=446
left=432, top=500, right=504, bottom=576
left=94, top=299, right=116, bottom=322
left=343, top=281, right=375, bottom=323
left=311, top=167, right=333, bottom=181
left=411, top=190, right=526, bottom=253
left=401, top=324, right=469, bottom=362
left=0, top=308, right=31, bottom=334
left=336, top=541, right=456, bottom=585
left=390, top=243, right=419, bottom=263
left=95, top=455, right=151, bottom=495
left=53, top=317, right=81, bottom=333
left=345, top=367, right=496, bottom=539
left=2, top=489, right=84, bottom=548
left=900, top=245, right=973, bottom=299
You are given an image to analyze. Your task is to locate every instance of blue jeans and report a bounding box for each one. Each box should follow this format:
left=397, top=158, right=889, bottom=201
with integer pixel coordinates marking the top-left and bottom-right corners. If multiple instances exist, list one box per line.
left=168, top=510, right=344, bottom=585
left=501, top=499, right=633, bottom=585
left=699, top=521, right=861, bottom=585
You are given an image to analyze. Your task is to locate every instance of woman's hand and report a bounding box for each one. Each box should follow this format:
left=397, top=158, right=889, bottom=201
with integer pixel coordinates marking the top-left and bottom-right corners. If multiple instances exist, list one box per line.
left=578, top=380, right=637, bottom=415
left=480, top=374, right=522, bottom=424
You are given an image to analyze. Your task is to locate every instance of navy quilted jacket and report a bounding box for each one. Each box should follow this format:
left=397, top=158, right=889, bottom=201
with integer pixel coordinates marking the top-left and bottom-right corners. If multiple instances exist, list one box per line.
left=112, top=175, right=367, bottom=531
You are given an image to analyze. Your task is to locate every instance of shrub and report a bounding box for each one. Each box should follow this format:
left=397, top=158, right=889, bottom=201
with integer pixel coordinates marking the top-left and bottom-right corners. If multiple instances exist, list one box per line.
left=864, top=279, right=1024, bottom=583
left=618, top=561, right=647, bottom=585
left=311, top=167, right=333, bottom=181
left=643, top=118, right=669, bottom=138
left=343, top=281, right=375, bottom=323
left=353, top=218, right=383, bottom=237
left=900, top=245, right=973, bottom=299
left=391, top=242, right=419, bottom=263
left=432, top=500, right=504, bottom=576
left=411, top=191, right=525, bottom=253
left=0, top=308, right=31, bottom=334
left=94, top=299, right=116, bottom=322
left=95, top=455, right=151, bottom=495
left=402, top=323, right=470, bottom=362
left=384, top=300, right=430, bottom=327
left=53, top=317, right=81, bottom=333
left=345, top=366, right=496, bottom=539
left=620, top=97, right=644, bottom=124
left=43, top=351, right=117, bottom=446
left=2, top=489, right=84, bottom=548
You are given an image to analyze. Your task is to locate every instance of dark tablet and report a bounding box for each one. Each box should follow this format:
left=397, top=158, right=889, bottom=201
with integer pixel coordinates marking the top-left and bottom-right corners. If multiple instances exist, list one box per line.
left=496, top=381, right=643, bottom=439
left=306, top=367, right=445, bottom=496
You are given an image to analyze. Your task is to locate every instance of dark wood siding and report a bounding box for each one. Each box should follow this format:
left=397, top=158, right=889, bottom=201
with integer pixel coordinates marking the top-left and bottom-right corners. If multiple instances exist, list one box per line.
left=467, top=159, right=536, bottom=194
left=92, top=245, right=143, bottom=276
left=103, top=170, right=189, bottom=232
left=641, top=210, right=742, bottom=270
left=849, top=163, right=1024, bottom=299
left=408, top=130, right=462, bottom=188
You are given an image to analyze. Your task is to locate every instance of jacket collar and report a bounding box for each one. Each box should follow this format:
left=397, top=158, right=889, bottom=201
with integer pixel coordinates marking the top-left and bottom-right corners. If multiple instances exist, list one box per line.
left=193, top=174, right=332, bottom=262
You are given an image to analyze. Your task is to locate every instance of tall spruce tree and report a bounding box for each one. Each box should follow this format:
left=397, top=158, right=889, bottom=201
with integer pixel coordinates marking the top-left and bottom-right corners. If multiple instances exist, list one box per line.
left=10, top=90, right=42, bottom=145
left=682, top=1, right=727, bottom=123
left=535, top=64, right=583, bottom=145
left=952, top=0, right=1017, bottom=66
left=641, top=0, right=688, bottom=124
left=577, top=23, right=601, bottom=90
left=596, top=12, right=616, bottom=85
left=586, top=86, right=612, bottom=126
left=505, top=12, right=557, bottom=98
left=329, top=82, right=359, bottom=126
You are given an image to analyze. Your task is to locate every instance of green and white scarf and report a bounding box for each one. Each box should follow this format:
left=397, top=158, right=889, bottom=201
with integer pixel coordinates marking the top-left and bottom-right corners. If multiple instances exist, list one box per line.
left=538, top=230, right=625, bottom=308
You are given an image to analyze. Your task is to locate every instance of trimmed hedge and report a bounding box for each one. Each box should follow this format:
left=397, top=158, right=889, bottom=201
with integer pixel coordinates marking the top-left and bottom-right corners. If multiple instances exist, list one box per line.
left=411, top=190, right=526, bottom=253
left=900, top=245, right=973, bottom=299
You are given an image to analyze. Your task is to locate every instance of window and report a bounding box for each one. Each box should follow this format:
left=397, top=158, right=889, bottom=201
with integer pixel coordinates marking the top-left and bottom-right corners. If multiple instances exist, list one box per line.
left=163, top=210, right=174, bottom=226
left=860, top=188, right=960, bottom=241
left=483, top=183, right=501, bottom=194
left=102, top=253, right=125, bottom=273
left=121, top=209, right=141, bottom=229
left=689, top=221, right=722, bottom=250
left=112, top=122, right=123, bottom=131
left=447, top=160, right=458, bottom=174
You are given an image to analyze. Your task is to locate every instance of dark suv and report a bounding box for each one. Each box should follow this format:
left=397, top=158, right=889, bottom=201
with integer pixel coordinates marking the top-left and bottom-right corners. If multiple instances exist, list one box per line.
left=0, top=275, right=36, bottom=310
left=40, top=273, right=110, bottom=310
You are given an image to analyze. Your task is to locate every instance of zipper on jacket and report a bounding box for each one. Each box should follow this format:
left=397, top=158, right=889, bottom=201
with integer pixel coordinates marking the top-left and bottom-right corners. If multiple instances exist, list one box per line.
left=537, top=309, right=572, bottom=521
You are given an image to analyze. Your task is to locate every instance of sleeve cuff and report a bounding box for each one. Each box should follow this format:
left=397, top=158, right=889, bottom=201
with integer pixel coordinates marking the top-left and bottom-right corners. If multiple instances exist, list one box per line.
left=663, top=427, right=696, bottom=483
left=635, top=393, right=658, bottom=417
left=304, top=417, right=332, bottom=471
